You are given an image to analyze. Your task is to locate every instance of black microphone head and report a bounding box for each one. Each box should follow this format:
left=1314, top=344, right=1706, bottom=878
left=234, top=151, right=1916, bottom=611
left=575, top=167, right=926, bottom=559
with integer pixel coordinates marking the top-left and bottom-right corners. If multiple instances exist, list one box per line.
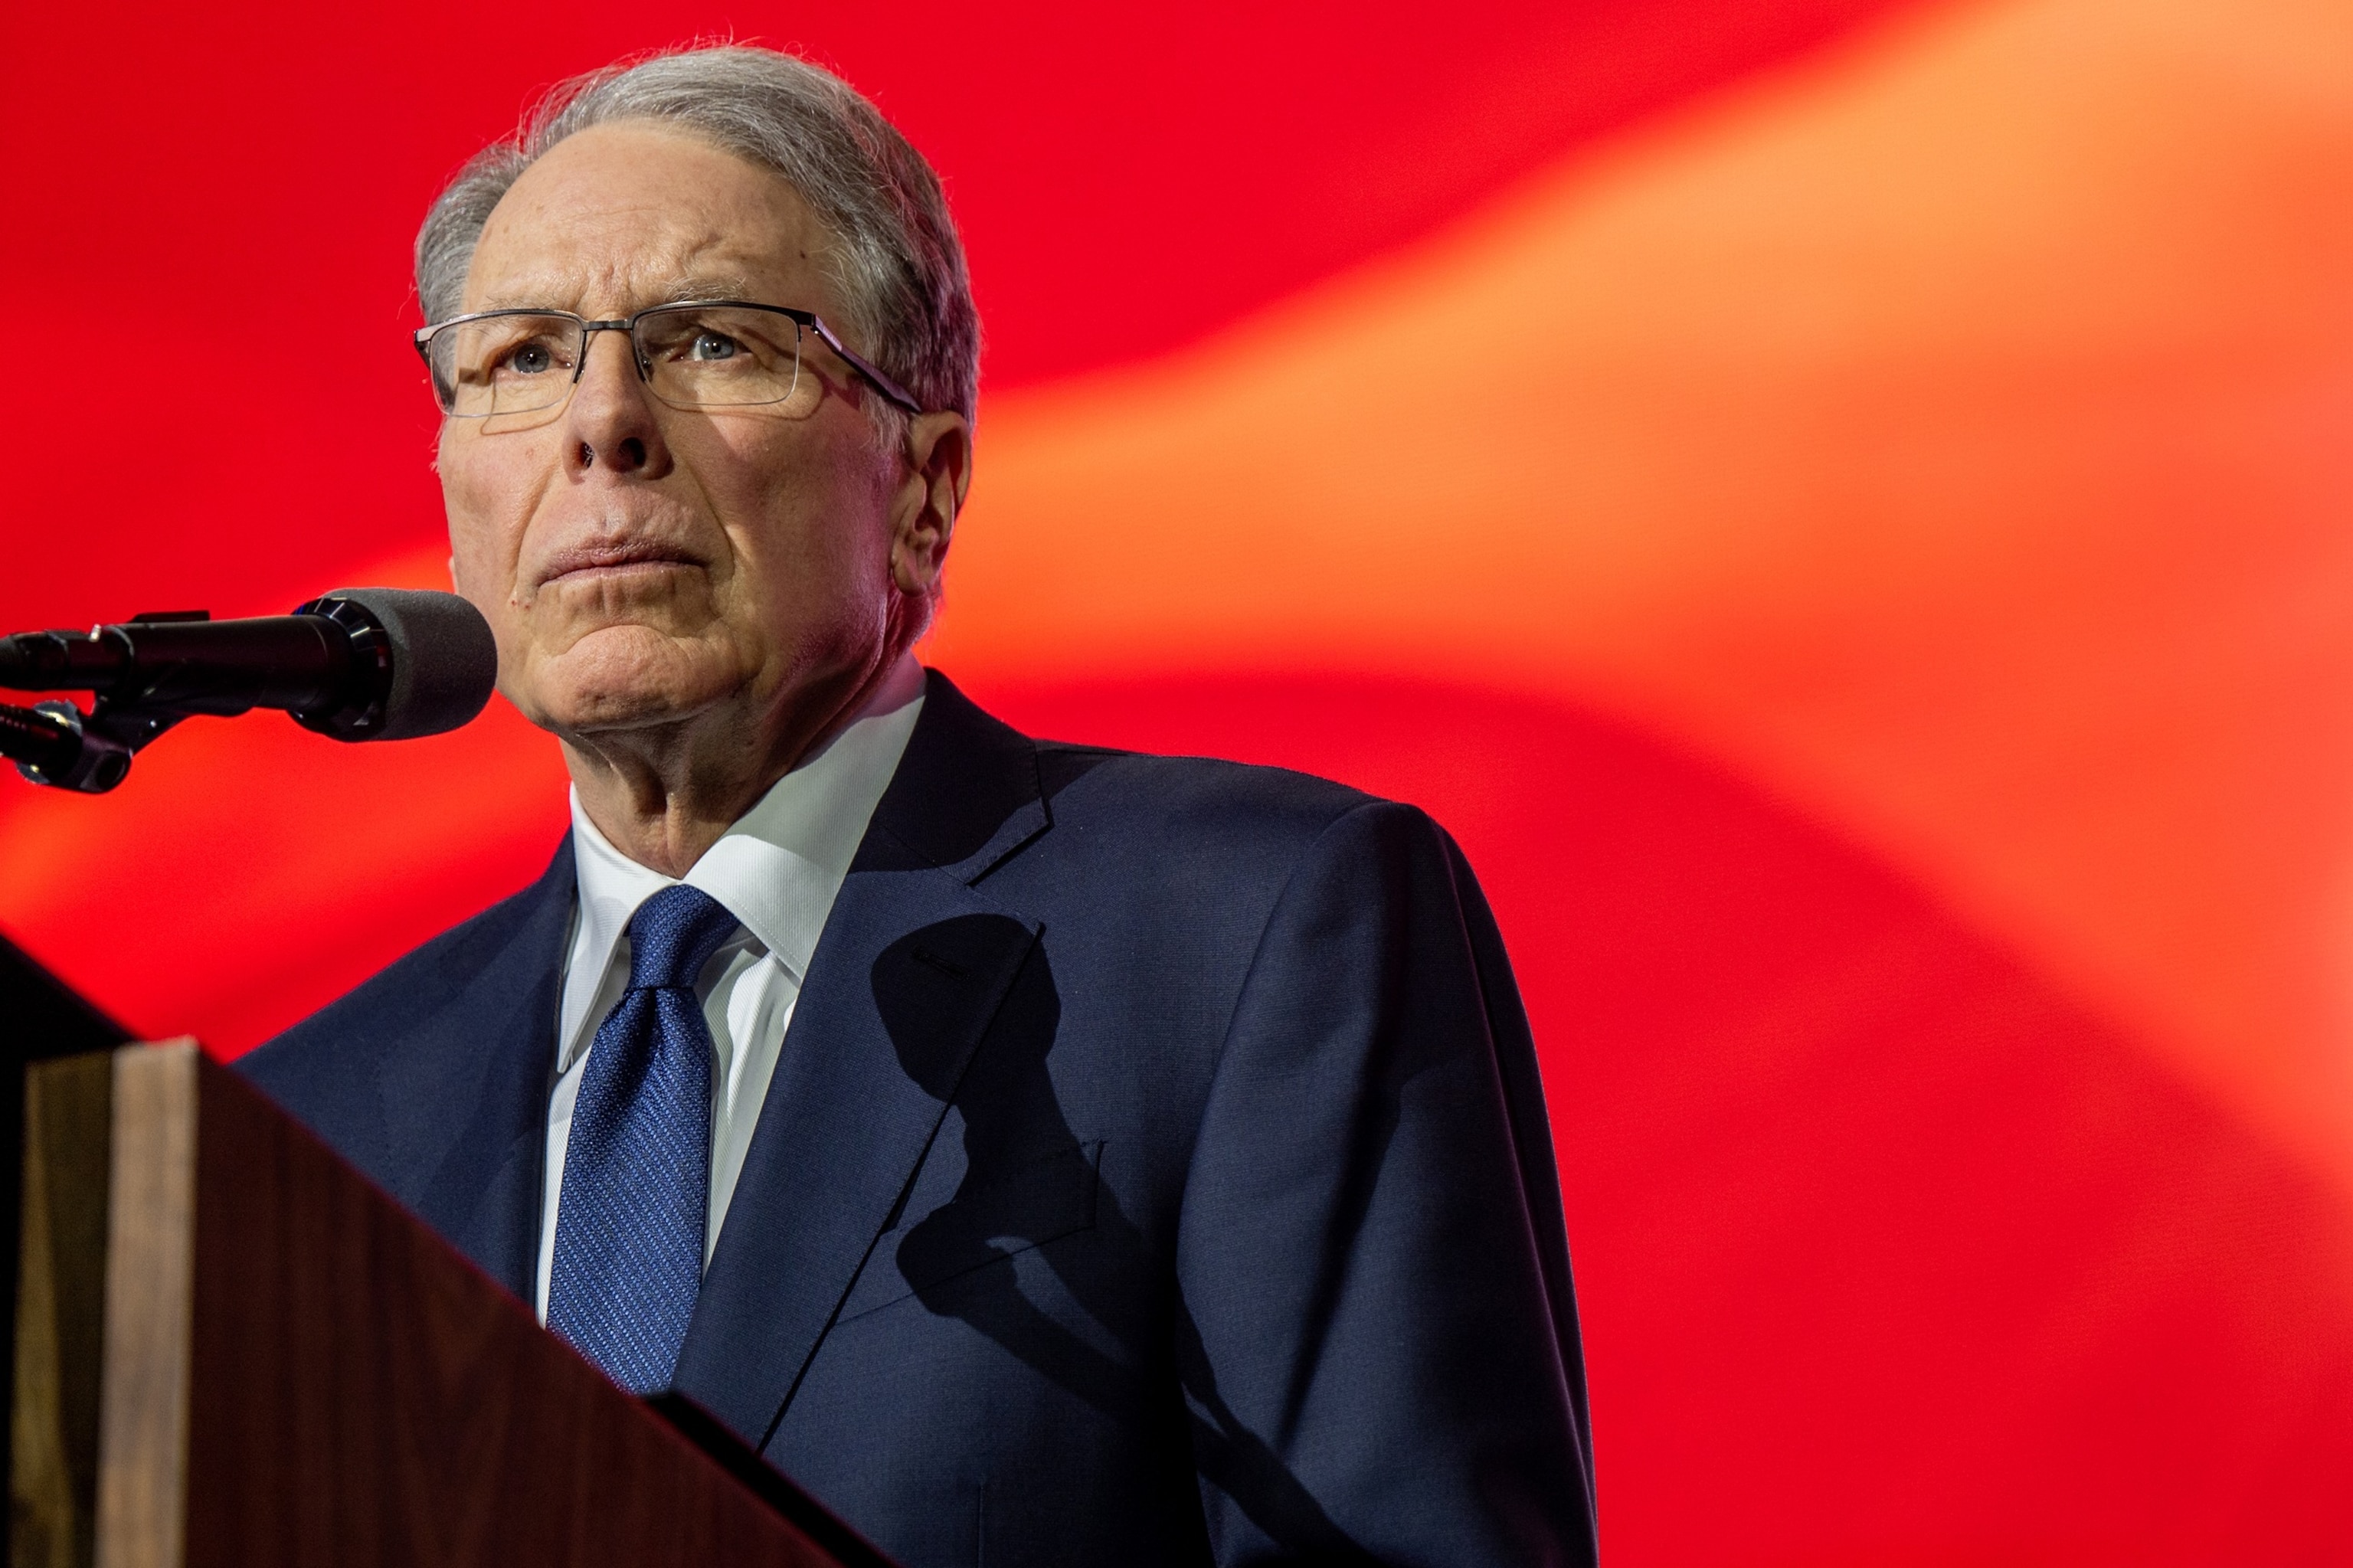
left=315, top=588, right=498, bottom=741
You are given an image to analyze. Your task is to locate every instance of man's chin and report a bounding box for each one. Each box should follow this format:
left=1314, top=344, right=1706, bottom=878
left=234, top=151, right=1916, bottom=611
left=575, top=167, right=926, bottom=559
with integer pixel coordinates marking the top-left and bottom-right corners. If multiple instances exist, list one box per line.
left=512, top=636, right=738, bottom=738
left=539, top=692, right=717, bottom=738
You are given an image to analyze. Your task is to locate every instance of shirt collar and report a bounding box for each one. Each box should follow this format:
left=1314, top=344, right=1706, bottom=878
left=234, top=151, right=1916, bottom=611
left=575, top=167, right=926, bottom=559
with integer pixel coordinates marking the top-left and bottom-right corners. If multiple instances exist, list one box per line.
left=559, top=653, right=928, bottom=1069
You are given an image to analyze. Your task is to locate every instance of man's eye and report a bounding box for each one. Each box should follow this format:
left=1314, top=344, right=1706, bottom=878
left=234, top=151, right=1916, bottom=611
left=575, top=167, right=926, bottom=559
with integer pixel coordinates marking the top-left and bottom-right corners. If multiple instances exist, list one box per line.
left=688, top=330, right=743, bottom=362
left=499, top=340, right=560, bottom=376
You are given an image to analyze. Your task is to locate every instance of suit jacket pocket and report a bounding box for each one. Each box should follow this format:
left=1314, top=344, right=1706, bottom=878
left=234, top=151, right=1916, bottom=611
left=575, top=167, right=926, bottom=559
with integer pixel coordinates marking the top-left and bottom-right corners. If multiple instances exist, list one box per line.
left=836, top=1141, right=1103, bottom=1324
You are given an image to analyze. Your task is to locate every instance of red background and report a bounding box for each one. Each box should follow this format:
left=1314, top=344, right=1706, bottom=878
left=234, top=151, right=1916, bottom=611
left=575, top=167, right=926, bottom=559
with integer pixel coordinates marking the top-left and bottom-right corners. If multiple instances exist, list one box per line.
left=5, top=2, right=2351, bottom=1560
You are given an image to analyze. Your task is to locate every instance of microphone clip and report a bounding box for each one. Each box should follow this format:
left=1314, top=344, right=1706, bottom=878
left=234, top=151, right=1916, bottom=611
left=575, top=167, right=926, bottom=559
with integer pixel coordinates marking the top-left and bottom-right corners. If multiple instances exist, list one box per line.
left=0, top=611, right=214, bottom=794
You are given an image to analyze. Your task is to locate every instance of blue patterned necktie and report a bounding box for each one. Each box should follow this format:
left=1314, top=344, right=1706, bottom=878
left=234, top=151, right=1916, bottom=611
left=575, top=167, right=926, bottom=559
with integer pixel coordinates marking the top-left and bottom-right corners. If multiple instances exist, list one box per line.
left=548, top=882, right=741, bottom=1393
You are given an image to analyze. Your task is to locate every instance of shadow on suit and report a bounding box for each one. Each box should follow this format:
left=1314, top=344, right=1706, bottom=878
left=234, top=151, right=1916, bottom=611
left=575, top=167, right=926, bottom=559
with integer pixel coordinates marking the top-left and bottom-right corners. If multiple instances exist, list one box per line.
left=875, top=919, right=1370, bottom=1558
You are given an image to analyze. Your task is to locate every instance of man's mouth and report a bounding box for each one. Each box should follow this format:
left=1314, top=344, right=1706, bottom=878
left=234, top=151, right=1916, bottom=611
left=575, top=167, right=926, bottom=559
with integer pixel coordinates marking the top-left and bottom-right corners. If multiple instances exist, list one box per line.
left=535, top=540, right=702, bottom=588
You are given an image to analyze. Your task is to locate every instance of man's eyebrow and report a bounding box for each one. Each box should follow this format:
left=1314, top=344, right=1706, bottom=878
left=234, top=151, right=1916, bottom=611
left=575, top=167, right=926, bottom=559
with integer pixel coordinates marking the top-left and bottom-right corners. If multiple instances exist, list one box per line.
left=465, top=274, right=764, bottom=314
left=466, top=289, right=564, bottom=313
left=467, top=283, right=581, bottom=313
left=654, top=273, right=761, bottom=304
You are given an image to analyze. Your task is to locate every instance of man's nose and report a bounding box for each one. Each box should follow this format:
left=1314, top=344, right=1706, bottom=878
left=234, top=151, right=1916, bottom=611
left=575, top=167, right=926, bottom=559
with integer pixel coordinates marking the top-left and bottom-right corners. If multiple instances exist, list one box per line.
left=563, top=328, right=671, bottom=479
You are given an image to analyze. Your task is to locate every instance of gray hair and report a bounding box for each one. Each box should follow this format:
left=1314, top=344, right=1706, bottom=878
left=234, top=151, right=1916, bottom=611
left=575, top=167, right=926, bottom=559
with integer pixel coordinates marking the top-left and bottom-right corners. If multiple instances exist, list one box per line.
left=415, top=44, right=980, bottom=424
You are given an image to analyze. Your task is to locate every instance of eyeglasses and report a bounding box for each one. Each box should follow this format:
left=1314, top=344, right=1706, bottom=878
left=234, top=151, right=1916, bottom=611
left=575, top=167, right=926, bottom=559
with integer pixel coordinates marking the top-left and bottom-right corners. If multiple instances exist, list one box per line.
left=412, top=300, right=923, bottom=420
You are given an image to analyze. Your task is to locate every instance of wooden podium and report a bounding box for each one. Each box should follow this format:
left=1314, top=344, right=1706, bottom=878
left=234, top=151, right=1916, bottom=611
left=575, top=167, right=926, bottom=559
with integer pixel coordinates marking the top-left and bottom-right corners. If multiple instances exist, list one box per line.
left=2, top=941, right=896, bottom=1568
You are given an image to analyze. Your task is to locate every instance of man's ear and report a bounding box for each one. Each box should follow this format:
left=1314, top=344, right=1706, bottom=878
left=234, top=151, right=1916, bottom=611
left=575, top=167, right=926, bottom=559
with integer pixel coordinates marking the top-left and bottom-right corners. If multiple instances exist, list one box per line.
left=890, top=411, right=971, bottom=596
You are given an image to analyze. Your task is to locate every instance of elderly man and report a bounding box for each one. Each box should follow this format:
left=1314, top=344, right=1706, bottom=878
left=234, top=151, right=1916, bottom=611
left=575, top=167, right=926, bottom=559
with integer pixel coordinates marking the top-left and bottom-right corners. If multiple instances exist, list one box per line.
left=244, top=44, right=1595, bottom=1568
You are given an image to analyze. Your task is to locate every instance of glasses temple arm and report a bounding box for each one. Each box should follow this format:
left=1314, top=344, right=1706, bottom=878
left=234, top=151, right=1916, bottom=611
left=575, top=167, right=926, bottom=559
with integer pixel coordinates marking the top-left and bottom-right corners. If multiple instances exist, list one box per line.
left=808, top=319, right=924, bottom=414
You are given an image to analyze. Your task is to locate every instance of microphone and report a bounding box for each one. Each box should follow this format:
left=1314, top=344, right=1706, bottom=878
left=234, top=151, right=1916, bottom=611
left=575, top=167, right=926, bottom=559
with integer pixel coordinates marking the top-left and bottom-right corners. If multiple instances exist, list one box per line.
left=0, top=588, right=498, bottom=793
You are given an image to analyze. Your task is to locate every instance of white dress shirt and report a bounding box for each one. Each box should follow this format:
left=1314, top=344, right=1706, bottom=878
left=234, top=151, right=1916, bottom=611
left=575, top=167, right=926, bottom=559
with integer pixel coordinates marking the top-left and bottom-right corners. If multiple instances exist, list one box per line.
left=534, top=654, right=926, bottom=1321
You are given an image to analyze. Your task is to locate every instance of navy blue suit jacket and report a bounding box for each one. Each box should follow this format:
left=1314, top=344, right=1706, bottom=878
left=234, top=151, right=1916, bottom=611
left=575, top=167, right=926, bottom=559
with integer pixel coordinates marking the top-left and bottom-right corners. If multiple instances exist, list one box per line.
left=242, top=671, right=1597, bottom=1566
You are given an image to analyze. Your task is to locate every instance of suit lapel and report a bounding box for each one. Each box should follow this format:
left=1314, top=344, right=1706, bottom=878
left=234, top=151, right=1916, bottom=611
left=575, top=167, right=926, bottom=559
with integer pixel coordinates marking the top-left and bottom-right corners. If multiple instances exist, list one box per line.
left=379, top=839, right=573, bottom=1301
left=673, top=671, right=1052, bottom=1447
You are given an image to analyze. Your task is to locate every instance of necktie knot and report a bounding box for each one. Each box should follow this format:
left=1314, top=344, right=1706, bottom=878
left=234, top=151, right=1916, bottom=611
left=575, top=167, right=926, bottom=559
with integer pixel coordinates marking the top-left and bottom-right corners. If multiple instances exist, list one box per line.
left=626, top=883, right=741, bottom=993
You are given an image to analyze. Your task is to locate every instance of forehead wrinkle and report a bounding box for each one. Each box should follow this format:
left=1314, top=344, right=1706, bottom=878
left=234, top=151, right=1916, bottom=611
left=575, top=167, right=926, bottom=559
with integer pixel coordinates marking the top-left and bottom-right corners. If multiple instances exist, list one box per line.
left=463, top=126, right=843, bottom=317
left=470, top=218, right=793, bottom=314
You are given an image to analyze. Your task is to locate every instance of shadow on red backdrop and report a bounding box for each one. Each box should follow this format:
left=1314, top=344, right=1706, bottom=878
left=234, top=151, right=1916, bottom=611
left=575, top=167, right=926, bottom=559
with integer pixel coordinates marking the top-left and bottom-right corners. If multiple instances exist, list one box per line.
left=990, top=674, right=2353, bottom=1565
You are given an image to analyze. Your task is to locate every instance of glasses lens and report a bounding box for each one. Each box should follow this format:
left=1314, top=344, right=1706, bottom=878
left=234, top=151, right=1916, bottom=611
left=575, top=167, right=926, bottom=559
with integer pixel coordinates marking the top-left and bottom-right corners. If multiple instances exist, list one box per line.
left=636, top=306, right=806, bottom=409
left=427, top=314, right=583, bottom=417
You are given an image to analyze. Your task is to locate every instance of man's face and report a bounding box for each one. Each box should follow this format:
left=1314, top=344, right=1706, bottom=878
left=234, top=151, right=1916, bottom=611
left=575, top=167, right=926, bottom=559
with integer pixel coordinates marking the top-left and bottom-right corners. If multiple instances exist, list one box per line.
left=439, top=120, right=908, bottom=745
